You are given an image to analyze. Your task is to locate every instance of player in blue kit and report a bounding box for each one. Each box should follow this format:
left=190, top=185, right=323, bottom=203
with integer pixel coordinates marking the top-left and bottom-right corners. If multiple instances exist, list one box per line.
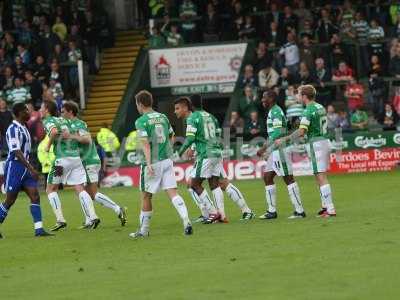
left=0, top=103, right=53, bottom=238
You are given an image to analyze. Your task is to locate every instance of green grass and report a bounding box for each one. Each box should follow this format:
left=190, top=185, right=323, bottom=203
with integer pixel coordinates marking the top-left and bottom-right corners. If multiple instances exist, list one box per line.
left=0, top=171, right=399, bottom=300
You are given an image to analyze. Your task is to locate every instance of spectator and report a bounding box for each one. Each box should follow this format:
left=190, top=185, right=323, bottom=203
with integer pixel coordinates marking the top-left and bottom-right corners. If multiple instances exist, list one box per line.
left=0, top=98, right=13, bottom=155
left=315, top=57, right=332, bottom=106
left=40, top=24, right=61, bottom=60
left=24, top=70, right=43, bottom=109
left=316, top=8, right=337, bottom=43
left=299, top=34, right=316, bottom=71
left=368, top=70, right=386, bottom=118
left=52, top=16, right=68, bottom=42
left=345, top=78, right=365, bottom=112
left=297, top=61, right=315, bottom=85
left=252, top=42, right=270, bottom=73
left=258, top=64, right=279, bottom=90
left=0, top=48, right=11, bottom=75
left=299, top=19, right=316, bottom=41
left=327, top=104, right=340, bottom=132
left=229, top=111, right=244, bottom=136
left=239, top=15, right=256, bottom=41
left=368, top=19, right=385, bottom=58
left=17, top=20, right=34, bottom=46
left=179, top=0, right=198, bottom=43
left=68, top=24, right=83, bottom=49
left=392, top=87, right=400, bottom=116
left=67, top=40, right=82, bottom=97
left=332, top=61, right=354, bottom=81
left=49, top=78, right=64, bottom=102
left=230, top=85, right=260, bottom=126
left=3, top=32, right=16, bottom=60
left=239, top=64, right=258, bottom=88
left=264, top=2, right=281, bottom=29
left=83, top=11, right=99, bottom=74
left=7, top=77, right=31, bottom=105
left=352, top=12, right=369, bottom=75
left=339, top=18, right=356, bottom=44
left=1, top=66, right=15, bottom=91
left=337, top=110, right=351, bottom=131
left=280, top=6, right=298, bottom=36
left=276, top=67, right=296, bottom=104
left=389, top=42, right=400, bottom=85
left=50, top=61, right=61, bottom=82
left=265, top=21, right=284, bottom=49
left=96, top=122, right=120, bottom=156
left=162, top=18, right=184, bottom=47
left=330, top=33, right=349, bottom=68
left=370, top=54, right=383, bottom=74
left=285, top=85, right=303, bottom=128
left=33, top=55, right=50, bottom=82
left=149, top=26, right=166, bottom=48
left=279, top=32, right=300, bottom=74
left=351, top=107, right=369, bottom=130
left=294, top=0, right=312, bottom=33
left=17, top=44, right=30, bottom=65
left=340, top=0, right=356, bottom=24
left=202, top=3, right=220, bottom=42
left=13, top=55, right=26, bottom=78
left=244, top=110, right=265, bottom=141
left=379, top=103, right=399, bottom=130
left=48, top=44, right=67, bottom=65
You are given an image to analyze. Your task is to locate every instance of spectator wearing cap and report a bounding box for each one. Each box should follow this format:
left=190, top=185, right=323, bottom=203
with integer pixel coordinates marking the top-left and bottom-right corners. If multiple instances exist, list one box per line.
left=279, top=32, right=300, bottom=75
left=202, top=3, right=220, bottom=42
left=332, top=61, right=353, bottom=81
left=345, top=78, right=365, bottom=112
left=258, top=64, right=279, bottom=90
left=7, top=77, right=31, bottom=105
left=379, top=103, right=399, bottom=130
left=238, top=64, right=258, bottom=89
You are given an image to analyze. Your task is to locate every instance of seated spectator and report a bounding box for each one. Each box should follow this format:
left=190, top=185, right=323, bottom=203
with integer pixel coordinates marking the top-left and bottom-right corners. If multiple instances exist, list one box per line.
left=296, top=61, right=315, bottom=85
left=17, top=44, right=30, bottom=65
left=48, top=44, right=67, bottom=65
left=285, top=85, right=303, bottom=129
left=149, top=27, right=166, bottom=48
left=332, top=61, right=353, bottom=81
left=0, top=98, right=13, bottom=155
left=3, top=32, right=16, bottom=60
left=6, top=77, right=31, bottom=105
left=13, top=55, right=26, bottom=78
left=252, top=41, right=270, bottom=73
left=314, top=57, right=332, bottom=106
left=17, top=20, right=34, bottom=47
left=239, top=64, right=258, bottom=88
left=230, top=85, right=260, bottom=127
left=50, top=62, right=61, bottom=81
left=33, top=55, right=50, bottom=82
left=276, top=67, right=296, bottom=105
left=351, top=108, right=369, bottom=131
left=337, top=110, right=351, bottom=131
left=1, top=66, right=15, bottom=91
left=161, top=17, right=184, bottom=47
left=239, top=15, right=256, bottom=41
left=25, top=70, right=43, bottom=109
left=202, top=3, right=220, bottom=42
left=258, top=64, right=279, bottom=90
left=379, top=103, right=399, bottom=130
left=229, top=111, right=244, bottom=135
left=279, top=32, right=300, bottom=75
left=244, top=110, right=265, bottom=141
left=339, top=19, right=356, bottom=44
left=327, top=104, right=339, bottom=133
left=370, top=54, right=383, bottom=74
left=298, top=19, right=316, bottom=41
left=179, top=0, right=198, bottom=44
left=345, top=78, right=365, bottom=112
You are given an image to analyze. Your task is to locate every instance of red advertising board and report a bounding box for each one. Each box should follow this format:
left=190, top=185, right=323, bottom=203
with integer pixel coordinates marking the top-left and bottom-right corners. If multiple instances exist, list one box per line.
left=102, top=148, right=400, bottom=187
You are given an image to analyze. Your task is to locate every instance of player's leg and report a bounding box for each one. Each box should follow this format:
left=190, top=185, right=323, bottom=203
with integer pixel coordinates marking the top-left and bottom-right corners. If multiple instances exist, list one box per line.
left=282, top=175, right=306, bottom=219
left=259, top=154, right=278, bottom=219
left=86, top=164, right=127, bottom=226
left=46, top=161, right=67, bottom=231
left=207, top=175, right=227, bottom=222
left=186, top=177, right=209, bottom=223
left=315, top=173, right=336, bottom=217
left=129, top=191, right=153, bottom=238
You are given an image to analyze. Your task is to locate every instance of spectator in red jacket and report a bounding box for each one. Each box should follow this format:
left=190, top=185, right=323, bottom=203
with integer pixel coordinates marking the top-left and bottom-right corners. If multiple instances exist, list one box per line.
left=344, top=78, right=365, bottom=112
left=332, top=61, right=354, bottom=81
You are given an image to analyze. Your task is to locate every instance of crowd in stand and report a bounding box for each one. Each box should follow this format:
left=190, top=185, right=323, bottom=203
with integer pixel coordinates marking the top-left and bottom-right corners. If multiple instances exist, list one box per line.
left=146, top=0, right=400, bottom=140
left=0, top=0, right=113, bottom=157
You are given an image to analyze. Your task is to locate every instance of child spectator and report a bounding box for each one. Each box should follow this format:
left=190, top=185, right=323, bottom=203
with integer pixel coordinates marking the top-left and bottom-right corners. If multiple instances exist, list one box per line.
left=351, top=107, right=369, bottom=131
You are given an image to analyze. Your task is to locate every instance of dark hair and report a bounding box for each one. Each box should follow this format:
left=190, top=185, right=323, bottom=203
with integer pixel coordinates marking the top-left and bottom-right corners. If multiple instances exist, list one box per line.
left=44, top=100, right=58, bottom=116
left=63, top=100, right=79, bottom=116
left=135, top=90, right=153, bottom=107
left=263, top=90, right=277, bottom=102
left=190, top=94, right=202, bottom=110
left=174, top=97, right=193, bottom=111
left=12, top=103, right=27, bottom=117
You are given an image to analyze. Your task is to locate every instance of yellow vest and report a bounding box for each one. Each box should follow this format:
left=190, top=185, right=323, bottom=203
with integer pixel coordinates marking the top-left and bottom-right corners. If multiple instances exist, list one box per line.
left=37, top=136, right=55, bottom=174
left=125, top=130, right=137, bottom=151
left=96, top=128, right=120, bottom=152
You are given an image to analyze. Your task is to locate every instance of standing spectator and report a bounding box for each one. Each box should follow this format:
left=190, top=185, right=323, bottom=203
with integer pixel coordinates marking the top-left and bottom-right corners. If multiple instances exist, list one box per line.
left=258, top=64, right=279, bottom=90
left=202, top=3, right=220, bottom=42
left=299, top=19, right=316, bottom=41
left=339, top=0, right=356, bottom=24
left=294, top=0, right=312, bottom=33
left=48, top=44, right=67, bottom=65
left=265, top=21, right=284, bottom=49
left=161, top=18, right=184, bottom=47
left=49, top=78, right=64, bottom=103
left=13, top=55, right=26, bottom=78
left=285, top=85, right=303, bottom=128
left=297, top=61, right=315, bottom=85
left=345, top=79, right=365, bottom=112
left=276, top=67, right=296, bottom=104
left=40, top=24, right=61, bottom=60
left=16, top=44, right=30, bottom=65
left=368, top=19, right=385, bottom=59
left=230, top=85, right=260, bottom=126
left=280, top=6, right=298, bottom=36
left=50, top=61, right=61, bottom=82
left=279, top=32, right=300, bottom=75
left=52, top=16, right=68, bottom=42
left=339, top=19, right=356, bottom=44
left=252, top=41, right=270, bottom=73
left=389, top=42, right=400, bottom=86
left=25, top=70, right=43, bottom=109
left=84, top=11, right=99, bottom=74
left=299, top=35, right=316, bottom=71
left=315, top=57, right=332, bottom=106
left=7, top=77, right=31, bottom=105
left=179, top=0, right=198, bottom=43
left=264, top=2, right=281, bottom=28
left=332, top=61, right=354, bottom=81
left=3, top=32, right=16, bottom=60
left=244, top=110, right=265, bottom=141
left=149, top=26, right=166, bottom=48
left=330, top=33, right=349, bottom=68
left=368, top=70, right=386, bottom=118
left=239, top=15, right=256, bottom=41
left=351, top=107, right=369, bottom=131
left=239, top=64, right=258, bottom=88
left=68, top=24, right=84, bottom=49
left=67, top=40, right=82, bottom=98
left=17, top=20, right=34, bottom=46
left=379, top=103, right=399, bottom=130
left=316, top=8, right=337, bottom=43
left=33, top=55, right=50, bottom=82
left=0, top=98, right=13, bottom=156
left=352, top=12, right=369, bottom=75
left=327, top=105, right=339, bottom=133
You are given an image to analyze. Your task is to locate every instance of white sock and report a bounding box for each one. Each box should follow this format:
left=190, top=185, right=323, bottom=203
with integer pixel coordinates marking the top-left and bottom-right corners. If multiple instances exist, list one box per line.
left=199, top=190, right=217, bottom=215
left=265, top=185, right=277, bottom=213
left=95, top=192, right=121, bottom=215
left=212, top=187, right=225, bottom=219
left=139, top=210, right=152, bottom=234
left=47, top=192, right=66, bottom=223
left=287, top=182, right=304, bottom=213
left=320, top=184, right=335, bottom=213
left=225, top=183, right=251, bottom=213
left=79, top=191, right=98, bottom=221
left=188, top=188, right=209, bottom=218
left=171, top=195, right=190, bottom=227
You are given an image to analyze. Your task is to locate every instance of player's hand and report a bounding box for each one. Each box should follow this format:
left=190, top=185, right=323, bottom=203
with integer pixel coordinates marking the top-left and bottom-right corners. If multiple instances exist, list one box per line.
left=30, top=168, right=40, bottom=181
left=61, top=130, right=71, bottom=139
left=185, top=149, right=194, bottom=160
left=256, top=148, right=265, bottom=157
left=146, top=165, right=155, bottom=177
left=275, top=139, right=282, bottom=147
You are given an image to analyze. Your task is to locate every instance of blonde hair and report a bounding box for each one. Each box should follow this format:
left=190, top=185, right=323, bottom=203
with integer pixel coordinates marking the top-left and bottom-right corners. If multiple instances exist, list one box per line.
left=299, top=84, right=316, bottom=100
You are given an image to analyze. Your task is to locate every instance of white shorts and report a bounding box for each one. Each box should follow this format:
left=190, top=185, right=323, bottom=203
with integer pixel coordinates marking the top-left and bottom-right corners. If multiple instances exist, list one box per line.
left=190, top=157, right=227, bottom=179
left=48, top=157, right=87, bottom=186
left=305, top=139, right=331, bottom=174
left=139, top=159, right=177, bottom=194
left=85, top=164, right=101, bottom=184
left=263, top=147, right=293, bottom=177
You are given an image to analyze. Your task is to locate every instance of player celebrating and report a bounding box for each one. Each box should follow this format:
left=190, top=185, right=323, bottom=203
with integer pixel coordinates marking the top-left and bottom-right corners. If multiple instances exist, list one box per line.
left=0, top=103, right=52, bottom=238
left=257, top=90, right=306, bottom=219
left=61, top=101, right=127, bottom=227
left=40, top=100, right=100, bottom=231
left=129, top=90, right=192, bottom=238
left=275, top=85, right=336, bottom=217
left=174, top=96, right=254, bottom=223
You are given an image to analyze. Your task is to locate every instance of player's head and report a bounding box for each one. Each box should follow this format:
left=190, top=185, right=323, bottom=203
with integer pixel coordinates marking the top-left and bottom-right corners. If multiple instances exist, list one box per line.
left=174, top=97, right=193, bottom=119
left=298, top=84, right=316, bottom=104
left=62, top=101, right=79, bottom=119
left=135, top=90, right=153, bottom=114
left=13, top=102, right=30, bottom=123
left=40, top=100, right=58, bottom=118
left=261, top=90, right=277, bottom=109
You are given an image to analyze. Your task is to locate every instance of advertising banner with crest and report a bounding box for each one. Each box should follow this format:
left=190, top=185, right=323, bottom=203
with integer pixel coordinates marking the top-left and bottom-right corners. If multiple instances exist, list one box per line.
left=148, top=43, right=247, bottom=89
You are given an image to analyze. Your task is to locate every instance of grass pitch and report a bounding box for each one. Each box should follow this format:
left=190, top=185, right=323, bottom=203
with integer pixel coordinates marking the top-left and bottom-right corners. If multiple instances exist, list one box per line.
left=0, top=171, right=399, bottom=300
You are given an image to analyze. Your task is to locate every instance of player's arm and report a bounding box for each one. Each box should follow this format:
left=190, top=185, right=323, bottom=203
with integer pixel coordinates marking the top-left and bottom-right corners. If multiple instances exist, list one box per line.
left=140, top=137, right=152, bottom=167
left=177, top=120, right=197, bottom=156
left=275, top=113, right=308, bottom=146
left=45, top=127, right=58, bottom=152
left=62, top=129, right=91, bottom=144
